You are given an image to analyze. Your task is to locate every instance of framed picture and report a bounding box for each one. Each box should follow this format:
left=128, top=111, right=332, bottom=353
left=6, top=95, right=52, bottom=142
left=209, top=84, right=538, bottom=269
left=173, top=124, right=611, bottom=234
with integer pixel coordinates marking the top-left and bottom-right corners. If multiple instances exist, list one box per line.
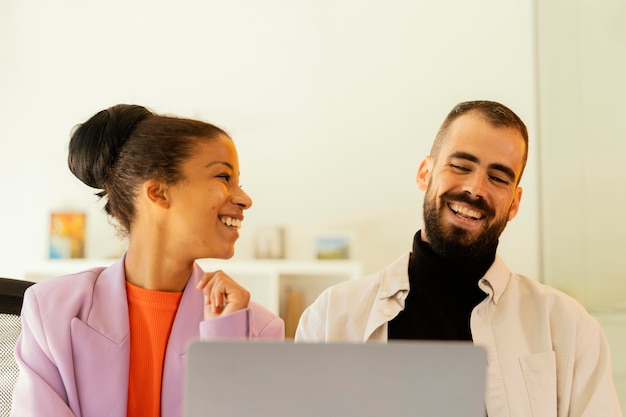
left=254, top=226, right=285, bottom=259
left=316, top=234, right=352, bottom=260
left=49, top=212, right=86, bottom=259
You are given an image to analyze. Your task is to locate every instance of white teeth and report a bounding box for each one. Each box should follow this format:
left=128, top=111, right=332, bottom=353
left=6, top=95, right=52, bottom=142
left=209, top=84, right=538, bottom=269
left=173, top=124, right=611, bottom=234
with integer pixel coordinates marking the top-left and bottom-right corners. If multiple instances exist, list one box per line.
left=220, top=216, right=242, bottom=228
left=449, top=203, right=483, bottom=220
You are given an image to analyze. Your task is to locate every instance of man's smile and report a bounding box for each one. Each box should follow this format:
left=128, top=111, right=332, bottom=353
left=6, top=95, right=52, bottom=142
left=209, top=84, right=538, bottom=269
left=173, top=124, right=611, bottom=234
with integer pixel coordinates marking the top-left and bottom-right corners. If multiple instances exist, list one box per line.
left=448, top=202, right=485, bottom=220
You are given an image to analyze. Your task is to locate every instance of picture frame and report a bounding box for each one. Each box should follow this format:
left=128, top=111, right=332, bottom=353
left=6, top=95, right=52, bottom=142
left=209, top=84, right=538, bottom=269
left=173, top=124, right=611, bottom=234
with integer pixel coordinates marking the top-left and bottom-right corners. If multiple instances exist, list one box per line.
left=316, top=233, right=352, bottom=260
left=49, top=212, right=86, bottom=259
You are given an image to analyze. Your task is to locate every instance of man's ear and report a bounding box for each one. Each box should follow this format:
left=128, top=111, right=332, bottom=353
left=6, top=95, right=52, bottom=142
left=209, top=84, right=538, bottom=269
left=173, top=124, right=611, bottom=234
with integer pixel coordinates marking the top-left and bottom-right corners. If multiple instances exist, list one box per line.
left=416, top=156, right=432, bottom=191
left=507, top=186, right=523, bottom=221
left=143, top=179, right=170, bottom=209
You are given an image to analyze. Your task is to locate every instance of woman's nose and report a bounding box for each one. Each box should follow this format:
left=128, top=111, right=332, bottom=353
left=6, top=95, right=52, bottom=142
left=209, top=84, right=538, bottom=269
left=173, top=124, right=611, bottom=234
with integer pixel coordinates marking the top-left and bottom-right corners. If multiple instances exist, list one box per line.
left=232, top=187, right=253, bottom=209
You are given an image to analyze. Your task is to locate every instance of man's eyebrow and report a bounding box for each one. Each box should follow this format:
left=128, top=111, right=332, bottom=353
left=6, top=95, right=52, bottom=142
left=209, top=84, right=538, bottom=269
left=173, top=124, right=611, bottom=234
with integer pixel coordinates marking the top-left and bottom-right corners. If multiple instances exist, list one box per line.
left=205, top=161, right=234, bottom=169
left=489, top=163, right=516, bottom=182
left=449, top=151, right=516, bottom=182
left=448, top=151, right=478, bottom=164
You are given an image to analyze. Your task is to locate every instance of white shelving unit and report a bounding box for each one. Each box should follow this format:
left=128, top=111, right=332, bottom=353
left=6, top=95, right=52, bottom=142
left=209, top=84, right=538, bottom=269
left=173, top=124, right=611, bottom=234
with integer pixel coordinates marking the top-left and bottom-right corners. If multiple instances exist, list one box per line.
left=24, top=258, right=363, bottom=337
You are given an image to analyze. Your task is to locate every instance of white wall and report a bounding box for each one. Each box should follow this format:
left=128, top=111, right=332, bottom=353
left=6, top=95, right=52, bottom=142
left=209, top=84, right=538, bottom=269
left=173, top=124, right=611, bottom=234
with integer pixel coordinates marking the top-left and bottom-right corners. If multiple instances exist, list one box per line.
left=537, top=0, right=626, bottom=310
left=536, top=1, right=626, bottom=406
left=0, top=0, right=539, bottom=280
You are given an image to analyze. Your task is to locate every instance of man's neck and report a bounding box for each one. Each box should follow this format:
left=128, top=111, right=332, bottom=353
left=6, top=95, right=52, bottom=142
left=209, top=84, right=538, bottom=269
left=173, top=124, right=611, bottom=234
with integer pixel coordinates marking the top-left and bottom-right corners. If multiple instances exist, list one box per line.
left=412, top=230, right=496, bottom=280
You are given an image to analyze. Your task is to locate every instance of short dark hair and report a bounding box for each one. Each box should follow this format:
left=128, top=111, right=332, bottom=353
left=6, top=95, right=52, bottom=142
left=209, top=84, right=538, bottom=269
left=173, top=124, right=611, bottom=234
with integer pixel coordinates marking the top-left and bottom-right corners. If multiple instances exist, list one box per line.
left=68, top=104, right=229, bottom=235
left=430, top=100, right=529, bottom=183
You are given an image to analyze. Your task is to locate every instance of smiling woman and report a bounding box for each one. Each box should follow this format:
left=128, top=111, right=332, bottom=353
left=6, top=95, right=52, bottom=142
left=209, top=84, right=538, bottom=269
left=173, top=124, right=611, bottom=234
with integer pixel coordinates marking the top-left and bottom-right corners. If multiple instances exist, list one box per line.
left=10, top=104, right=284, bottom=417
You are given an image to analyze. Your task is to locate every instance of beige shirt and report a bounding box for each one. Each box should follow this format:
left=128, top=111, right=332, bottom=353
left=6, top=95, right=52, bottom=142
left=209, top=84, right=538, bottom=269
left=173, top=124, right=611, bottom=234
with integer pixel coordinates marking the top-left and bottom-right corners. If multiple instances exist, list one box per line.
left=295, top=252, right=622, bottom=417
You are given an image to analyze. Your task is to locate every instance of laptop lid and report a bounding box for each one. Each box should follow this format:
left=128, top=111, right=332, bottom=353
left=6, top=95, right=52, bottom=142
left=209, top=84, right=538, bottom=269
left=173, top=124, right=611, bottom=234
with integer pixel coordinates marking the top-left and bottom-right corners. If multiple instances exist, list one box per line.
left=184, top=340, right=487, bottom=417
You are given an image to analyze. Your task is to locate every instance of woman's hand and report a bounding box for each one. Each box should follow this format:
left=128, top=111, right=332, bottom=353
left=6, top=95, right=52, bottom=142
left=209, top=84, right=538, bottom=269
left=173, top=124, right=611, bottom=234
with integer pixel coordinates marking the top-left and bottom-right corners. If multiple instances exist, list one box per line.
left=195, top=270, right=250, bottom=320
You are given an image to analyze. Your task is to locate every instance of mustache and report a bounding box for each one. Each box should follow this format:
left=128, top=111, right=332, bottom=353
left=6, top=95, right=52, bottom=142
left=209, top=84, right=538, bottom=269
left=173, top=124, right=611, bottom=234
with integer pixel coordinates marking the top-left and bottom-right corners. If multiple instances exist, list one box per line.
left=440, top=191, right=495, bottom=217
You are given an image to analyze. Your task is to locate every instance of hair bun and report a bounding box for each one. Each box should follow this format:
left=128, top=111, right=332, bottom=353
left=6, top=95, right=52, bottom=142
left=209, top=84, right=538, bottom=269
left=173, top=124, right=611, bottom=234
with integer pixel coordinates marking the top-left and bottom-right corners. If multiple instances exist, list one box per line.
left=68, top=104, right=153, bottom=189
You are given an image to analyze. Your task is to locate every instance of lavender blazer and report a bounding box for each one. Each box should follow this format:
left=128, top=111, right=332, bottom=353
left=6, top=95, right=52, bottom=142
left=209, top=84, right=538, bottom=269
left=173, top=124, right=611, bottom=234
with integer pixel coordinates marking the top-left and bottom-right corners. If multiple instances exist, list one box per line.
left=11, top=257, right=284, bottom=417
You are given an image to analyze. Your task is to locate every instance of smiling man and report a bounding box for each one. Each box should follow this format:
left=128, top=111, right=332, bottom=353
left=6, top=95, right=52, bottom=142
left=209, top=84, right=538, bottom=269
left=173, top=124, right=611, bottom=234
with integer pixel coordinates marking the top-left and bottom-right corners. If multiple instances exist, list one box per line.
left=295, top=101, right=621, bottom=417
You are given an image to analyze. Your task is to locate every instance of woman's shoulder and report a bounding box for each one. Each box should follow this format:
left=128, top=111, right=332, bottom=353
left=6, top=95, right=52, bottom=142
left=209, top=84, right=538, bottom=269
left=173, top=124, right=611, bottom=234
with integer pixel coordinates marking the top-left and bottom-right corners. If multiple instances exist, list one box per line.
left=27, top=267, right=104, bottom=297
left=23, top=263, right=119, bottom=320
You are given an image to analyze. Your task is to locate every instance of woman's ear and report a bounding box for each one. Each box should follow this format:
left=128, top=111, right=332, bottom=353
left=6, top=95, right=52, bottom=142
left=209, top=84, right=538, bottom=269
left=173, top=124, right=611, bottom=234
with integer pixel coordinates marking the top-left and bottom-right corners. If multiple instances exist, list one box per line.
left=143, top=179, right=170, bottom=209
left=416, top=156, right=432, bottom=191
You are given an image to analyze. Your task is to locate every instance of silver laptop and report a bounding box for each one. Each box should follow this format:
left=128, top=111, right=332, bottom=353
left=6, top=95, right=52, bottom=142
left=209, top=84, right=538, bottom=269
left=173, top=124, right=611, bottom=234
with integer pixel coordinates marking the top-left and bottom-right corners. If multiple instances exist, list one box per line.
left=184, top=340, right=487, bottom=417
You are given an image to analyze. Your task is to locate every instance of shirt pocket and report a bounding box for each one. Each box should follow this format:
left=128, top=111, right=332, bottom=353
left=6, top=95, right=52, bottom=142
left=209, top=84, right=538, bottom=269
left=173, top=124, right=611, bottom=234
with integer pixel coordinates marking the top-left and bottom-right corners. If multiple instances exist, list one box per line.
left=519, top=350, right=557, bottom=417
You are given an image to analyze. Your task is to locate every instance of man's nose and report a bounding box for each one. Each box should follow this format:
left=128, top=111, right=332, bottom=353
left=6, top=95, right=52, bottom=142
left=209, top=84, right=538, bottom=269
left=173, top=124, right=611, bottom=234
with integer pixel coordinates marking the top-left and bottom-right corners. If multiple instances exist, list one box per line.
left=461, top=173, right=488, bottom=198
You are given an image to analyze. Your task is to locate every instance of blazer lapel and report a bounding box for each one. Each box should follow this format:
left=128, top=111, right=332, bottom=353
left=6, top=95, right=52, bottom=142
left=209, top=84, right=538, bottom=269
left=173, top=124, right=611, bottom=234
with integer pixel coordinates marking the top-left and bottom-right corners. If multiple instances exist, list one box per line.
left=161, top=263, right=205, bottom=416
left=70, top=258, right=130, bottom=417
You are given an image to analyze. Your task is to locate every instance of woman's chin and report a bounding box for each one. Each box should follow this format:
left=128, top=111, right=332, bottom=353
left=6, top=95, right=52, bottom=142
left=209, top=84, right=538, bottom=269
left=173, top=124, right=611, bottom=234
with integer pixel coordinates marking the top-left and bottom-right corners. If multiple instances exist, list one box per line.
left=208, top=247, right=235, bottom=260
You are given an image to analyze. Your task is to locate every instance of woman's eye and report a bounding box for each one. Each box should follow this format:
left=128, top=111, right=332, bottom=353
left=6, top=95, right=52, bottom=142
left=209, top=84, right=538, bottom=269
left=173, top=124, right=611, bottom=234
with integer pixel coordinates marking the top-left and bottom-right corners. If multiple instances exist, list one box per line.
left=217, top=174, right=231, bottom=181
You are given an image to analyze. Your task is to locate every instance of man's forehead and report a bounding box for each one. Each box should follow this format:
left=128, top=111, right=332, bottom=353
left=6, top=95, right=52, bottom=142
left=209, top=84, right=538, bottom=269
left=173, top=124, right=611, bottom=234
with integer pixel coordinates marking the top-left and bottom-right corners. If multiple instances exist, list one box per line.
left=445, top=114, right=523, bottom=147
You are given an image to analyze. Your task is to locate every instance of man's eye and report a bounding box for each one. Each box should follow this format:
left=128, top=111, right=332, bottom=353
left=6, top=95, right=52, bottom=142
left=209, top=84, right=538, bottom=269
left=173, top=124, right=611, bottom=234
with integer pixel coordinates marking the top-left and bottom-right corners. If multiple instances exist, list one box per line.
left=217, top=174, right=231, bottom=181
left=451, top=164, right=470, bottom=172
left=490, top=175, right=508, bottom=184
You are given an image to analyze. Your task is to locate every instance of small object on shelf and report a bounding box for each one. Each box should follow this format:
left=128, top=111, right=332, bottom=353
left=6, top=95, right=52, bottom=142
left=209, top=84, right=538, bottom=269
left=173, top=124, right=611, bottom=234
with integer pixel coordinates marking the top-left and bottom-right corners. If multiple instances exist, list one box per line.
left=254, top=226, right=285, bottom=259
left=283, top=288, right=305, bottom=339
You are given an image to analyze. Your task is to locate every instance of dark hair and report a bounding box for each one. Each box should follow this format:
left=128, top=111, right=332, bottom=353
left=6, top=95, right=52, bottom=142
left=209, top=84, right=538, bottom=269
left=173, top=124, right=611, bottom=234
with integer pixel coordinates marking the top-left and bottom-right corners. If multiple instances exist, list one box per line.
left=68, top=104, right=229, bottom=235
left=430, top=100, right=529, bottom=183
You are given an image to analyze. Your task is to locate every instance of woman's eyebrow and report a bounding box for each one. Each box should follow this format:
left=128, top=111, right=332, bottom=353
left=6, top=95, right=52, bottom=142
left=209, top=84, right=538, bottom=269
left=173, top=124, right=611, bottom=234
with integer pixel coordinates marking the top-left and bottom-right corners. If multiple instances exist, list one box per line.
left=205, top=161, right=234, bottom=169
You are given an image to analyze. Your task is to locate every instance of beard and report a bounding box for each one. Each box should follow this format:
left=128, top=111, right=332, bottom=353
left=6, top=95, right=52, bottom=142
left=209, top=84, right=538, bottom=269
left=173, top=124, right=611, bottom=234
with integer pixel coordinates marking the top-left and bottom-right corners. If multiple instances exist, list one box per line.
left=422, top=189, right=508, bottom=263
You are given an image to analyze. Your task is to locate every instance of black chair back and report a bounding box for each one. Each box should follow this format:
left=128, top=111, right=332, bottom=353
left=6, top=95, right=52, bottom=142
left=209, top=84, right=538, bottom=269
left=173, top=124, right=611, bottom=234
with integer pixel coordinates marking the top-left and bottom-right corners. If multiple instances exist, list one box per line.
left=0, top=278, right=35, bottom=417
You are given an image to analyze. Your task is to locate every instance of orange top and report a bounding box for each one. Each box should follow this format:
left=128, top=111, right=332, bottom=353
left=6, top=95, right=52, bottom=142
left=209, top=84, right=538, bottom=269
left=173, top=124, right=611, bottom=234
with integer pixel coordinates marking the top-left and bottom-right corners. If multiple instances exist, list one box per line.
left=126, top=281, right=183, bottom=417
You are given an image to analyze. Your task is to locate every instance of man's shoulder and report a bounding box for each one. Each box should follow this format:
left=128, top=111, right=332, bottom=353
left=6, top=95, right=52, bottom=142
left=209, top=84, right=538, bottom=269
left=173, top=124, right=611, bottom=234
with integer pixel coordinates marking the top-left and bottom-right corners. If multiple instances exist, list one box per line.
left=324, top=272, right=382, bottom=296
left=317, top=252, right=411, bottom=302
left=513, top=273, right=580, bottom=301
left=510, top=273, right=594, bottom=320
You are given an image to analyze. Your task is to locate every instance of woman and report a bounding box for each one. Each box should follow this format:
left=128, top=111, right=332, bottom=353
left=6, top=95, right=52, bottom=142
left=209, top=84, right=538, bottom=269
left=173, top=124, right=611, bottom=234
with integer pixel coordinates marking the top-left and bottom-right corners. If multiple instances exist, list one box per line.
left=11, top=104, right=284, bottom=417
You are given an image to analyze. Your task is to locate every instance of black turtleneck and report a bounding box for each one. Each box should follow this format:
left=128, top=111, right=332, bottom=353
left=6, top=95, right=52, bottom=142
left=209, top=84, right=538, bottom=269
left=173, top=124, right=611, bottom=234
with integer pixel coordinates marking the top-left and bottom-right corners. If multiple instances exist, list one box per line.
left=388, top=231, right=494, bottom=341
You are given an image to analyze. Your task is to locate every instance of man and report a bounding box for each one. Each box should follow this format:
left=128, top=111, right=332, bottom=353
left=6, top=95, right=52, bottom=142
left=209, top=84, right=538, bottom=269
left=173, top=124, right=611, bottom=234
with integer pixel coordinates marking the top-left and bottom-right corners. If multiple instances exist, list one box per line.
left=295, top=100, right=622, bottom=416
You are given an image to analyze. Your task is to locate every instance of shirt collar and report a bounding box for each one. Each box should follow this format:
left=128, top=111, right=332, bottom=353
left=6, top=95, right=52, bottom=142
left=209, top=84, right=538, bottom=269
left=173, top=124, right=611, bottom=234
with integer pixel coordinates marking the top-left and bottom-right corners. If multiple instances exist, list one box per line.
left=378, top=251, right=411, bottom=299
left=478, top=255, right=511, bottom=304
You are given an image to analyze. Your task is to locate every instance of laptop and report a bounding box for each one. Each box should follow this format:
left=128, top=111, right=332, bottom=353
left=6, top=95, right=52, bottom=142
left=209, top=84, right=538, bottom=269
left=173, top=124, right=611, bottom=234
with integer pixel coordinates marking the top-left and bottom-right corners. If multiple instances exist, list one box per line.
left=184, top=340, right=487, bottom=417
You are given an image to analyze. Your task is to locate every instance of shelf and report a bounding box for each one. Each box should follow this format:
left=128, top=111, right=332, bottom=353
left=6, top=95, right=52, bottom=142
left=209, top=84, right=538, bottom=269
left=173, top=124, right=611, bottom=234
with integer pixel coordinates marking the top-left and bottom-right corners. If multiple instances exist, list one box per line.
left=25, top=258, right=363, bottom=338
